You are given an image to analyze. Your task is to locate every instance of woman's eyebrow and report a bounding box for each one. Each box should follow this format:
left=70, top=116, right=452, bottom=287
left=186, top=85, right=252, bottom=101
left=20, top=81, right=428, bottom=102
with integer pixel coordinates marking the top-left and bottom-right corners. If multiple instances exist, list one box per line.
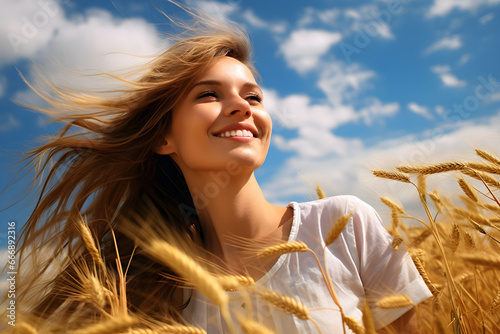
left=191, top=80, right=262, bottom=93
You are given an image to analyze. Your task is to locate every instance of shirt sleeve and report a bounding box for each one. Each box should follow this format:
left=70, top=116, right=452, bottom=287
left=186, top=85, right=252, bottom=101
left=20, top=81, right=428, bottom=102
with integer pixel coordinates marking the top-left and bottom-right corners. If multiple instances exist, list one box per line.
left=345, top=196, right=432, bottom=329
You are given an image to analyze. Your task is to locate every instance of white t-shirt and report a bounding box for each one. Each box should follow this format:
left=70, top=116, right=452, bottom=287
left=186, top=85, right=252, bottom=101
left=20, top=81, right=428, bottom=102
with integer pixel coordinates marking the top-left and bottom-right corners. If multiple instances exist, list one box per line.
left=182, top=195, right=432, bottom=333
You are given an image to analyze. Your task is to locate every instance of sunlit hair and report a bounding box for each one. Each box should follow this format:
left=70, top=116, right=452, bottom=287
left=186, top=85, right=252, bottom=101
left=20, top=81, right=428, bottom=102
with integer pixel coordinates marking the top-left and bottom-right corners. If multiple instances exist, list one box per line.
left=10, top=11, right=256, bottom=327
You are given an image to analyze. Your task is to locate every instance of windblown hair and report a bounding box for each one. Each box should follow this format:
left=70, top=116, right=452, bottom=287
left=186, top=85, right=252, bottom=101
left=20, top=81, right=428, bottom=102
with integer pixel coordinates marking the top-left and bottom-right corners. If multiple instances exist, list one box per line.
left=8, top=14, right=256, bottom=330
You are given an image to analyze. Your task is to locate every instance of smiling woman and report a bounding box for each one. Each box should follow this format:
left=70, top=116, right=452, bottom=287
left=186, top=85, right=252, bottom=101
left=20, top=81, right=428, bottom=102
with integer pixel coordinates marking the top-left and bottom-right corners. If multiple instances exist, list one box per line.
left=2, top=4, right=431, bottom=334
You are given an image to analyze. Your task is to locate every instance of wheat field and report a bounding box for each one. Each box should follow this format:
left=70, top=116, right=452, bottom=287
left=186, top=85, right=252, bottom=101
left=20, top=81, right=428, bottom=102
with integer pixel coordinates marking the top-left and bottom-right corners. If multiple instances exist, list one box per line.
left=3, top=148, right=500, bottom=333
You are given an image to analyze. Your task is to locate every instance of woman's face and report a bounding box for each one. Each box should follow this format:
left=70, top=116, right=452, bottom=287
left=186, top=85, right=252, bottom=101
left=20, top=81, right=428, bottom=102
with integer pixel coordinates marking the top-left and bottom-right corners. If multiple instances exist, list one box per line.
left=157, top=56, right=272, bottom=176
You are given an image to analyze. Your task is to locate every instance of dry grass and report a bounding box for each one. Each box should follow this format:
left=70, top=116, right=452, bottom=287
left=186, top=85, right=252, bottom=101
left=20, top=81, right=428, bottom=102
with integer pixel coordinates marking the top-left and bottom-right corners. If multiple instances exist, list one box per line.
left=373, top=149, right=500, bottom=333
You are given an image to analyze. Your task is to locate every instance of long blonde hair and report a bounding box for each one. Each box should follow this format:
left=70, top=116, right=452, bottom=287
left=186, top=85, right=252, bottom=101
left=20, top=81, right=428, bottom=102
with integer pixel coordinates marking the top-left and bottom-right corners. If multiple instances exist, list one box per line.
left=10, top=14, right=256, bottom=328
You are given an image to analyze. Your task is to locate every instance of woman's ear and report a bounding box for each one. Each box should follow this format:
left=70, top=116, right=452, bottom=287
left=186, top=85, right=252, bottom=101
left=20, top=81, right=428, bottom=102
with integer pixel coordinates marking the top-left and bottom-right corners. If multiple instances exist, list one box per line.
left=154, top=136, right=175, bottom=155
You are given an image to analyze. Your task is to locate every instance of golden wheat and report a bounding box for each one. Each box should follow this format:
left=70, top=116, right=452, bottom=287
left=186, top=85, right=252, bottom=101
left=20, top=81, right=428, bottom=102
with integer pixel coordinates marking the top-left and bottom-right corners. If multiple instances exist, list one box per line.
left=411, top=228, right=432, bottom=247
left=316, top=184, right=326, bottom=199
left=256, top=290, right=310, bottom=320
left=145, top=239, right=228, bottom=308
left=75, top=216, right=104, bottom=268
left=391, top=235, right=404, bottom=250
left=465, top=161, right=500, bottom=174
left=459, top=253, right=500, bottom=268
left=324, top=213, right=351, bottom=246
left=457, top=178, right=478, bottom=202
left=449, top=224, right=460, bottom=253
left=376, top=295, right=414, bottom=309
left=343, top=315, right=365, bottom=334
left=69, top=316, right=138, bottom=334
left=361, top=301, right=376, bottom=334
left=380, top=197, right=404, bottom=213
left=372, top=170, right=411, bottom=183
left=412, top=256, right=439, bottom=296
left=12, top=323, right=38, bottom=334
left=463, top=232, right=476, bottom=250
left=158, top=324, right=207, bottom=334
left=462, top=168, right=500, bottom=188
left=476, top=149, right=500, bottom=166
left=237, top=315, right=276, bottom=334
left=257, top=241, right=309, bottom=259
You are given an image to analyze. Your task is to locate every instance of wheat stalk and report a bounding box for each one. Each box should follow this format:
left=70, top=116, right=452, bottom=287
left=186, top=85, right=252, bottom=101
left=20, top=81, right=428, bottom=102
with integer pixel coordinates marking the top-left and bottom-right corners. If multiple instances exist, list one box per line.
left=316, top=184, right=326, bottom=199
left=459, top=253, right=500, bottom=268
left=457, top=178, right=478, bottom=202
left=343, top=316, right=365, bottom=334
left=361, top=301, right=376, bottom=334
left=376, top=295, right=414, bottom=309
left=75, top=216, right=104, bottom=268
left=237, top=315, right=276, bottom=334
left=256, top=290, right=310, bottom=320
left=475, top=149, right=500, bottom=166
left=465, top=161, right=500, bottom=174
left=257, top=241, right=309, bottom=258
left=380, top=197, right=404, bottom=213
left=144, top=240, right=228, bottom=308
left=449, top=224, right=460, bottom=253
left=325, top=214, right=351, bottom=246
left=412, top=256, right=439, bottom=296
left=69, top=316, right=138, bottom=334
left=372, top=170, right=411, bottom=183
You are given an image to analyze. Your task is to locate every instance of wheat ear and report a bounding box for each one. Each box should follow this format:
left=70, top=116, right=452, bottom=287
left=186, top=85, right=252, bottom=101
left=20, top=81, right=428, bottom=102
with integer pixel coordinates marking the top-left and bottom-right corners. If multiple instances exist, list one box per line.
left=449, top=224, right=460, bottom=253
left=258, top=241, right=308, bottom=258
left=343, top=316, right=365, bottom=334
left=237, top=314, right=276, bottom=334
left=459, top=253, right=500, bottom=268
left=380, top=197, right=404, bottom=213
left=256, top=290, right=310, bottom=320
left=376, top=295, right=414, bottom=309
left=69, top=316, right=138, bottom=334
left=325, top=214, right=351, bottom=246
left=75, top=216, right=104, bottom=268
left=457, top=178, right=478, bottom=202
left=465, top=161, right=500, bottom=174
left=475, top=149, right=500, bottom=166
left=372, top=170, right=411, bottom=183
left=316, top=184, right=326, bottom=199
left=412, top=256, right=439, bottom=295
left=362, top=301, right=376, bottom=334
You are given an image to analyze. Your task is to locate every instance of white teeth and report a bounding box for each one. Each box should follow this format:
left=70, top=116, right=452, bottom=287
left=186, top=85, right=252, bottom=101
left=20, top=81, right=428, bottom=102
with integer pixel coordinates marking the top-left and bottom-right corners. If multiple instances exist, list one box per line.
left=217, top=129, right=255, bottom=137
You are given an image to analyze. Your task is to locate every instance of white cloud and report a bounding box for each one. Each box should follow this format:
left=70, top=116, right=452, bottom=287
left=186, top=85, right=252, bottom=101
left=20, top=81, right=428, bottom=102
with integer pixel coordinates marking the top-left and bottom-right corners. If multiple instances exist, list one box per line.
left=408, top=102, right=434, bottom=120
left=0, top=113, right=21, bottom=132
left=0, top=0, right=65, bottom=66
left=457, top=53, right=471, bottom=66
left=242, top=9, right=286, bottom=34
left=440, top=73, right=467, bottom=87
left=190, top=0, right=238, bottom=22
left=280, top=29, right=342, bottom=73
left=430, top=64, right=466, bottom=87
left=298, top=5, right=395, bottom=40
left=424, top=35, right=462, bottom=55
left=263, top=111, right=500, bottom=217
left=435, top=105, right=445, bottom=116
left=358, top=99, right=400, bottom=125
left=430, top=65, right=451, bottom=74
left=428, top=0, right=500, bottom=17
left=480, top=13, right=495, bottom=24
left=317, top=61, right=376, bottom=105
left=12, top=8, right=167, bottom=106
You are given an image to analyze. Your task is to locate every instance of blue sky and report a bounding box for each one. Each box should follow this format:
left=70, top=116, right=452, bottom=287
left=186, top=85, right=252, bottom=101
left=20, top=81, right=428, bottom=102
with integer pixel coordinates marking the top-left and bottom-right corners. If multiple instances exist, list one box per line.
left=1, top=0, right=500, bottom=247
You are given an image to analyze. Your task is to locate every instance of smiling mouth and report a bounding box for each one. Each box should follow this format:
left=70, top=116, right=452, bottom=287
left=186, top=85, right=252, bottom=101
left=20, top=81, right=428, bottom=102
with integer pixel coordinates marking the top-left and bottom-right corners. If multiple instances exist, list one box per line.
left=215, top=130, right=256, bottom=138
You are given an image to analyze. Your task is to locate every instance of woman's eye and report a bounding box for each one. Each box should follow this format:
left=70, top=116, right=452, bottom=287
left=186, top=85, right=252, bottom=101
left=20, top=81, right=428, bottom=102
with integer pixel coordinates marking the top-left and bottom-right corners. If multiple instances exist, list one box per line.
left=246, top=94, right=263, bottom=103
left=197, top=91, right=217, bottom=99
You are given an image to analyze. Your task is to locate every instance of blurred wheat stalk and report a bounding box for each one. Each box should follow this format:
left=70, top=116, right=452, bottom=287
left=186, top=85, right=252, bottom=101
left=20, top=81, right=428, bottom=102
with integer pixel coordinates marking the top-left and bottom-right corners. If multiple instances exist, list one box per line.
left=371, top=148, right=500, bottom=334
left=7, top=149, right=500, bottom=334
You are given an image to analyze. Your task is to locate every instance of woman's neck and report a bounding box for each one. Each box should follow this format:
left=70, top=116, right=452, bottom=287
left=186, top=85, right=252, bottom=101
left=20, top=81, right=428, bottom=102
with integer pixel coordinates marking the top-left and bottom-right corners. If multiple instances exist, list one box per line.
left=183, top=170, right=292, bottom=268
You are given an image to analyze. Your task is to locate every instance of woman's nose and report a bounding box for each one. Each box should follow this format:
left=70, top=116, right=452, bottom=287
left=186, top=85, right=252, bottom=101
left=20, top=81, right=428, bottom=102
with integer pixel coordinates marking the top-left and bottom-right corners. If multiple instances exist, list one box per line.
left=224, top=94, right=252, bottom=118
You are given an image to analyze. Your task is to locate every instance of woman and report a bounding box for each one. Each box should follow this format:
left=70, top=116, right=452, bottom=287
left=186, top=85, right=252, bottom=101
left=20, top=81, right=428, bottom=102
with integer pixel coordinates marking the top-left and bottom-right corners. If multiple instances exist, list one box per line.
left=5, top=11, right=431, bottom=334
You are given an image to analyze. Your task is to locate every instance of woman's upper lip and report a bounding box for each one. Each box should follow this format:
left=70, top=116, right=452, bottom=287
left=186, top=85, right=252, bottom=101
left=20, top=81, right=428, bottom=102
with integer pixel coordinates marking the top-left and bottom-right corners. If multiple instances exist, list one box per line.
left=213, top=123, right=258, bottom=137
